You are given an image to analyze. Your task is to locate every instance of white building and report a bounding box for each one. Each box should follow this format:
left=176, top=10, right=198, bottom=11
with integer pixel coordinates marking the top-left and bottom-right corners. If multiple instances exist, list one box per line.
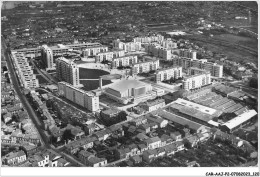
left=182, top=72, right=211, bottom=91
left=133, top=35, right=165, bottom=44
left=83, top=46, right=108, bottom=57
left=155, top=67, right=182, bottom=83
left=113, top=40, right=142, bottom=52
left=145, top=43, right=172, bottom=60
left=95, top=50, right=125, bottom=63
left=41, top=45, right=55, bottom=70
left=56, top=57, right=80, bottom=87
left=175, top=57, right=223, bottom=78
left=131, top=60, right=160, bottom=75
left=179, top=49, right=197, bottom=60
left=11, top=52, right=39, bottom=89
left=112, top=55, right=138, bottom=68
left=58, top=82, right=99, bottom=112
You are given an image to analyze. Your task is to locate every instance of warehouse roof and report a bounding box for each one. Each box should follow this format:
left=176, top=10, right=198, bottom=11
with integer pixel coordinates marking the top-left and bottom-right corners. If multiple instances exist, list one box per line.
left=222, top=109, right=257, bottom=130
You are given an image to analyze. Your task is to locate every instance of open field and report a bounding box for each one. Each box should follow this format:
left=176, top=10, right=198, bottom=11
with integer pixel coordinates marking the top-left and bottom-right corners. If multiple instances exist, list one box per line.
left=187, top=34, right=258, bottom=64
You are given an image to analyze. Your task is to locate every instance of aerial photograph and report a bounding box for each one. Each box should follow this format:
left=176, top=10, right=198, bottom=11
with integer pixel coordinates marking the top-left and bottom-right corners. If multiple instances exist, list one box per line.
left=0, top=0, right=258, bottom=174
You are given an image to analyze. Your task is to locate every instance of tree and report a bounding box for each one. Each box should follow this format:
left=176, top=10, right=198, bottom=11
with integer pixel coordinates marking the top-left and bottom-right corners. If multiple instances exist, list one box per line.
left=249, top=77, right=258, bottom=89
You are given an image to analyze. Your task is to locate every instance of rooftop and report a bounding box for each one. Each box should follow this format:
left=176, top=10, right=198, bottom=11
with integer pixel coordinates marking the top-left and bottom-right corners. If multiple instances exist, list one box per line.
left=108, top=79, right=149, bottom=93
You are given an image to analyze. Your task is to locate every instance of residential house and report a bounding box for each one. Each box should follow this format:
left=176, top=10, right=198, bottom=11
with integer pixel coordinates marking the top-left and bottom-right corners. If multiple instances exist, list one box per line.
left=160, top=134, right=173, bottom=146
left=83, top=124, right=96, bottom=135
left=142, top=149, right=157, bottom=163
left=130, top=155, right=142, bottom=164
left=88, top=157, right=107, bottom=167
left=137, top=144, right=148, bottom=154
left=130, top=116, right=147, bottom=127
left=183, top=135, right=199, bottom=148
left=93, top=129, right=111, bottom=141
left=147, top=115, right=168, bottom=128
left=145, top=136, right=161, bottom=150
left=136, top=133, right=149, bottom=141
left=175, top=141, right=185, bottom=151
left=115, top=148, right=127, bottom=160
left=128, top=144, right=140, bottom=156
left=100, top=108, right=121, bottom=119
left=170, top=131, right=182, bottom=141
left=2, top=151, right=26, bottom=166
left=139, top=124, right=151, bottom=134
left=78, top=150, right=95, bottom=166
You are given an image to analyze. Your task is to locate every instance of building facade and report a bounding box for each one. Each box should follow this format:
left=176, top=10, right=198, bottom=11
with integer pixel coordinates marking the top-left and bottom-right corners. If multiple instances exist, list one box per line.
left=113, top=40, right=142, bottom=52
left=112, top=55, right=138, bottom=68
left=182, top=73, right=211, bottom=91
left=179, top=49, right=197, bottom=60
left=95, top=50, right=125, bottom=63
left=145, top=43, right=172, bottom=60
left=131, top=60, right=160, bottom=75
left=41, top=45, right=54, bottom=70
left=155, top=67, right=182, bottom=83
left=175, top=57, right=223, bottom=78
left=133, top=35, right=164, bottom=44
left=56, top=57, right=80, bottom=87
left=83, top=46, right=108, bottom=57
left=58, top=82, right=99, bottom=112
left=11, top=52, right=39, bottom=89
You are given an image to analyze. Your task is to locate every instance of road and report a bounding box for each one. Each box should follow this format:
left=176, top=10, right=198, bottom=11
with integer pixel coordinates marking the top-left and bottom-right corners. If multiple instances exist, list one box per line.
left=2, top=36, right=85, bottom=167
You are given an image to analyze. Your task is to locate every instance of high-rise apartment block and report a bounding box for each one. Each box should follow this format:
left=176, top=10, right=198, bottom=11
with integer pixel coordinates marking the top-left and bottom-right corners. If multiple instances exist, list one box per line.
left=182, top=72, right=211, bottom=91
left=11, top=52, right=39, bottom=89
left=95, top=50, right=125, bottom=63
left=145, top=43, right=172, bottom=60
left=113, top=40, right=142, bottom=52
left=133, top=35, right=164, bottom=43
left=131, top=60, right=160, bottom=75
left=58, top=82, right=99, bottom=112
left=111, top=55, right=138, bottom=68
left=83, top=46, right=108, bottom=57
left=56, top=57, right=80, bottom=87
left=179, top=49, right=197, bottom=60
left=155, top=67, right=182, bottom=83
left=175, top=57, right=223, bottom=78
left=41, top=45, right=54, bottom=70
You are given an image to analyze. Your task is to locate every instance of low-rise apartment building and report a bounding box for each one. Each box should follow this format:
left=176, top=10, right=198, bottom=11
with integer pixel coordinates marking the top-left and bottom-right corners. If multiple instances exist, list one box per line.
left=131, top=60, right=159, bottom=75
left=112, top=55, right=138, bottom=68
left=155, top=67, right=182, bottom=83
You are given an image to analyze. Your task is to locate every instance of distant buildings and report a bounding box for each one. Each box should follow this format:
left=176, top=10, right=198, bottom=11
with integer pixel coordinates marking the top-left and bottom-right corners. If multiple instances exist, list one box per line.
left=104, top=79, right=153, bottom=104
left=95, top=50, right=125, bottom=63
left=83, top=45, right=108, bottom=57
left=179, top=49, right=197, bottom=60
left=56, top=57, right=80, bottom=87
left=58, top=82, right=99, bottom=112
left=175, top=57, right=223, bottom=78
left=131, top=60, right=159, bottom=75
left=112, top=55, right=138, bottom=68
left=155, top=67, right=182, bottom=83
left=113, top=40, right=142, bottom=52
left=133, top=35, right=164, bottom=44
left=11, top=51, right=39, bottom=89
left=145, top=43, right=172, bottom=60
left=41, top=45, right=54, bottom=70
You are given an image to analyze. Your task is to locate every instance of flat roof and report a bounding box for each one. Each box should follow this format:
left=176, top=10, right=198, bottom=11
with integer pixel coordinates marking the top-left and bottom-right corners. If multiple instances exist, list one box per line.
left=222, top=109, right=257, bottom=129
left=174, top=98, right=216, bottom=115
left=109, top=79, right=149, bottom=93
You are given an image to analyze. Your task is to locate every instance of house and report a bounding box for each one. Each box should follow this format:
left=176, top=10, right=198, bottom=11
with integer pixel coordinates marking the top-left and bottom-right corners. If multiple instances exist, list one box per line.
left=71, top=127, right=85, bottom=140
left=157, top=148, right=166, bottom=157
left=137, top=143, right=148, bottom=154
left=170, top=131, right=182, bottom=141
left=128, top=144, right=140, bottom=156
left=84, top=124, right=96, bottom=135
left=130, top=116, right=147, bottom=126
left=115, top=148, right=127, bottom=160
left=55, top=158, right=70, bottom=167
left=93, top=129, right=111, bottom=141
left=136, top=133, right=149, bottom=141
left=147, top=115, right=168, bottom=128
left=183, top=135, right=199, bottom=148
left=100, top=108, right=121, bottom=119
left=145, top=136, right=161, bottom=150
left=186, top=161, right=198, bottom=167
left=20, top=143, right=39, bottom=157
left=2, top=151, right=26, bottom=166
left=160, top=134, right=173, bottom=146
left=163, top=143, right=177, bottom=156
left=88, top=157, right=107, bottom=167
left=142, top=149, right=157, bottom=163
left=139, top=124, right=151, bottom=133
left=109, top=124, right=124, bottom=137
left=175, top=141, right=185, bottom=151
left=78, top=150, right=95, bottom=165
left=130, top=155, right=142, bottom=164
